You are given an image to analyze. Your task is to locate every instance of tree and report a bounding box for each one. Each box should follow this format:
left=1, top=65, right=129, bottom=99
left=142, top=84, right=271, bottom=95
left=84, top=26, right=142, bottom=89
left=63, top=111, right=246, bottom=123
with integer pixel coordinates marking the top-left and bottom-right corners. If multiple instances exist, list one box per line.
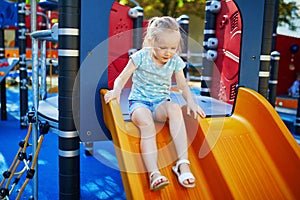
left=119, top=0, right=206, bottom=19
left=118, top=0, right=299, bottom=31
left=278, top=0, right=299, bottom=31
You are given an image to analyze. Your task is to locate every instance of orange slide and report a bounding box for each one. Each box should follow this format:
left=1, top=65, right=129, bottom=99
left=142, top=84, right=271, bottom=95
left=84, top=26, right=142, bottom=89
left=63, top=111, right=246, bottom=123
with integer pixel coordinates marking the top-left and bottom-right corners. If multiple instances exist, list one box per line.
left=100, top=87, right=300, bottom=200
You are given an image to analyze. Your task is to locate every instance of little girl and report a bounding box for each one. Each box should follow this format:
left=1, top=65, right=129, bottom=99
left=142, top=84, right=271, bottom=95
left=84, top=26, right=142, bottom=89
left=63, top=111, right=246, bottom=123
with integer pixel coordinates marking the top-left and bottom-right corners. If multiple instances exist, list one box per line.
left=104, top=16, right=206, bottom=191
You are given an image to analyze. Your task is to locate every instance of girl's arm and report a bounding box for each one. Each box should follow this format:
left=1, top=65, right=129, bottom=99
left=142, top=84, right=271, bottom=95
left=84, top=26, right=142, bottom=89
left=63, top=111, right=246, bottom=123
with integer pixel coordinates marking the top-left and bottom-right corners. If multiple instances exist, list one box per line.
left=104, top=59, right=136, bottom=104
left=175, top=70, right=206, bottom=118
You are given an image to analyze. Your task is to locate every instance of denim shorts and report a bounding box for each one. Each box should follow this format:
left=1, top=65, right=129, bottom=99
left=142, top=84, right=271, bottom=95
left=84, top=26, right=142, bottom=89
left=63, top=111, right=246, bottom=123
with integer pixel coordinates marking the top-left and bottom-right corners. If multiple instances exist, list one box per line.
left=128, top=99, right=170, bottom=120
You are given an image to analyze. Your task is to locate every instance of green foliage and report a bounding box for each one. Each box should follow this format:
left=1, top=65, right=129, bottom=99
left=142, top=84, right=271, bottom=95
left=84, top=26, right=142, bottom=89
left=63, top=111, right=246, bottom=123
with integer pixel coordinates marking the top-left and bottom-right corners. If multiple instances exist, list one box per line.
left=278, top=0, right=299, bottom=31
left=117, top=0, right=299, bottom=31
left=118, top=0, right=206, bottom=19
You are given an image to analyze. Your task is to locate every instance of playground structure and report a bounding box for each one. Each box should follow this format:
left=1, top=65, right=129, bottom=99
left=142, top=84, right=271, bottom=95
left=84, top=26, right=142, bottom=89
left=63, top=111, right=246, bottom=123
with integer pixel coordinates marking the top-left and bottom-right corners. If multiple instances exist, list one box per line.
left=1, top=1, right=58, bottom=58
left=0, top=0, right=59, bottom=127
left=0, top=0, right=61, bottom=199
left=0, top=112, right=50, bottom=200
left=83, top=0, right=300, bottom=199
left=0, top=0, right=300, bottom=199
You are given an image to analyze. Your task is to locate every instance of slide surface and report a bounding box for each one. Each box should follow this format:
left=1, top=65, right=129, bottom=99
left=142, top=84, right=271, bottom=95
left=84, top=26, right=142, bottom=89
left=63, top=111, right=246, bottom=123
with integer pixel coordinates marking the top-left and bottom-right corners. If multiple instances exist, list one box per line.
left=100, top=87, right=300, bottom=200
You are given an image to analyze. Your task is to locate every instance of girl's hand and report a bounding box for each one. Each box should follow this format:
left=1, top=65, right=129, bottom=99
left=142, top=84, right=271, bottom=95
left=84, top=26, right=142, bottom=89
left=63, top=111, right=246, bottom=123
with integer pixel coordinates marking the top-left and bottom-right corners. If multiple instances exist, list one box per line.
left=104, top=89, right=121, bottom=104
left=187, top=102, right=206, bottom=119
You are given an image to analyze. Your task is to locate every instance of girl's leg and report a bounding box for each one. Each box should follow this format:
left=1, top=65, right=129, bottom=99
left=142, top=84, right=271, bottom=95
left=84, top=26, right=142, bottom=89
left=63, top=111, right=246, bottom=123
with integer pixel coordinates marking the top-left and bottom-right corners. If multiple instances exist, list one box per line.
left=155, top=102, right=195, bottom=185
left=131, top=107, right=168, bottom=187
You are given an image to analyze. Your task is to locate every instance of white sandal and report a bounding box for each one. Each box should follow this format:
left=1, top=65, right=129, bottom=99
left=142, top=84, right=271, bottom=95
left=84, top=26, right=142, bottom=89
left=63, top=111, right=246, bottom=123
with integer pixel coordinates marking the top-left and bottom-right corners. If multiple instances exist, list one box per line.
left=149, top=170, right=169, bottom=191
left=172, top=159, right=195, bottom=188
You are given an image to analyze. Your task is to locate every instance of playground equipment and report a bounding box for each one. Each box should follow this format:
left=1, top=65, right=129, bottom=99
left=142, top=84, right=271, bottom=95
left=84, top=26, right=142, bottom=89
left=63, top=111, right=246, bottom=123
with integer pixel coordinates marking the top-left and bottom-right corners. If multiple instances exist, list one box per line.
left=0, top=0, right=19, bottom=121
left=2, top=0, right=297, bottom=199
left=94, top=0, right=300, bottom=199
left=0, top=0, right=59, bottom=199
left=80, top=0, right=262, bottom=136
left=0, top=111, right=50, bottom=200
left=0, top=0, right=59, bottom=127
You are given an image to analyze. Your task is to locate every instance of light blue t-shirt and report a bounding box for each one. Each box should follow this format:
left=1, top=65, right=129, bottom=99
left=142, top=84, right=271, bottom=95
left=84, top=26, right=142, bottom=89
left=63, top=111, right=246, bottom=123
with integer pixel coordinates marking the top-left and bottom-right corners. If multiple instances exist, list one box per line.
left=128, top=47, right=185, bottom=102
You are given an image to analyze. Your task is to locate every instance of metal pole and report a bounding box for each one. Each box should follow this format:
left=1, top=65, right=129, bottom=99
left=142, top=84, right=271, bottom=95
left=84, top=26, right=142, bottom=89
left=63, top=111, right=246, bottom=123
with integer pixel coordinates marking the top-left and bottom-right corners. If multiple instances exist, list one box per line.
left=268, top=51, right=280, bottom=107
left=40, top=40, right=47, bottom=100
left=271, top=0, right=279, bottom=51
left=133, top=6, right=143, bottom=50
left=0, top=28, right=6, bottom=120
left=128, top=5, right=143, bottom=56
left=178, top=15, right=189, bottom=77
left=201, top=0, right=220, bottom=97
left=30, top=0, right=39, bottom=199
left=31, top=29, right=52, bottom=38
left=267, top=0, right=280, bottom=106
left=58, top=0, right=80, bottom=199
left=178, top=15, right=189, bottom=54
left=18, top=0, right=28, bottom=128
left=258, top=0, right=276, bottom=98
left=31, top=28, right=58, bottom=42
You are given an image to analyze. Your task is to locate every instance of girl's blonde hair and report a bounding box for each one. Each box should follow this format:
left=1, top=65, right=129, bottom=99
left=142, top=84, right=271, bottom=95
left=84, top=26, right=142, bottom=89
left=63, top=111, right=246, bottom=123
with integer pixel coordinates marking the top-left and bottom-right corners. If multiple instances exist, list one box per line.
left=142, top=16, right=182, bottom=50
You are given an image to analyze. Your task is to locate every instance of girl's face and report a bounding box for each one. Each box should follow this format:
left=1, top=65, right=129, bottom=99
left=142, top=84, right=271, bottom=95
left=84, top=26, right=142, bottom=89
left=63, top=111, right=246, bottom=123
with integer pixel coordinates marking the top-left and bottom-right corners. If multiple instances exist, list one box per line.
left=151, top=30, right=180, bottom=66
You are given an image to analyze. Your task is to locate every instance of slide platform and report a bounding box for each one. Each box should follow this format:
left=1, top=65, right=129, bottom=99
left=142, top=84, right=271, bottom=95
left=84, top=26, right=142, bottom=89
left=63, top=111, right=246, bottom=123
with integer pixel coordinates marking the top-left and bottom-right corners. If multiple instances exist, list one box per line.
left=100, top=87, right=300, bottom=199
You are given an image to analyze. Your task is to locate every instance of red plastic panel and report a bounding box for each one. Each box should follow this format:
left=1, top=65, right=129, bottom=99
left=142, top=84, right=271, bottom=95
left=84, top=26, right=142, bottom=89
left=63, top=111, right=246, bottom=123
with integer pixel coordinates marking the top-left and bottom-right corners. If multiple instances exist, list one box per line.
left=212, top=0, right=241, bottom=104
left=108, top=2, right=133, bottom=88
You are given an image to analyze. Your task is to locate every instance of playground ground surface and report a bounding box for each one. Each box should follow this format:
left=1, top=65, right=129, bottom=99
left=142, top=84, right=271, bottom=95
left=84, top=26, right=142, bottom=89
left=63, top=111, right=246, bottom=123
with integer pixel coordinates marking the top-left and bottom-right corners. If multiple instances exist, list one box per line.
left=0, top=86, right=126, bottom=200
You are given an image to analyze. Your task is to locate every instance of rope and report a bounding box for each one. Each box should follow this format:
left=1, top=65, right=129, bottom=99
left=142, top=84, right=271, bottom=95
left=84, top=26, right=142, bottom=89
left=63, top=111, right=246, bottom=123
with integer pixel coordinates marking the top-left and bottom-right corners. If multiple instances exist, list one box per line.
left=0, top=114, right=49, bottom=200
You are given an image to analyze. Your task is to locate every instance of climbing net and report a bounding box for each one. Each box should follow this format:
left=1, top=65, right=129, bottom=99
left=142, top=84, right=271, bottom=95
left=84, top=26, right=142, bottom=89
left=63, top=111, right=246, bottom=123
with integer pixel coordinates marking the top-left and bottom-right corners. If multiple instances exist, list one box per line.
left=0, top=111, right=49, bottom=200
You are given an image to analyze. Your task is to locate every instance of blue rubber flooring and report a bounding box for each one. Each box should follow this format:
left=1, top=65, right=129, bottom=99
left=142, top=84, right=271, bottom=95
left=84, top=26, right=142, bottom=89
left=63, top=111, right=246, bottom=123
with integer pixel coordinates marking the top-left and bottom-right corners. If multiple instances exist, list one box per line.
left=0, top=86, right=125, bottom=200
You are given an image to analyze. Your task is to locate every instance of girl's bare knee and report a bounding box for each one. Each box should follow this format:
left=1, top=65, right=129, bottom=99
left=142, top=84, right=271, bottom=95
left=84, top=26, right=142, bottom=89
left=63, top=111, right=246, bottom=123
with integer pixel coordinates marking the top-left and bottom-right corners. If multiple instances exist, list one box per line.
left=132, top=107, right=156, bottom=138
left=132, top=107, right=153, bottom=126
left=167, top=103, right=183, bottom=119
